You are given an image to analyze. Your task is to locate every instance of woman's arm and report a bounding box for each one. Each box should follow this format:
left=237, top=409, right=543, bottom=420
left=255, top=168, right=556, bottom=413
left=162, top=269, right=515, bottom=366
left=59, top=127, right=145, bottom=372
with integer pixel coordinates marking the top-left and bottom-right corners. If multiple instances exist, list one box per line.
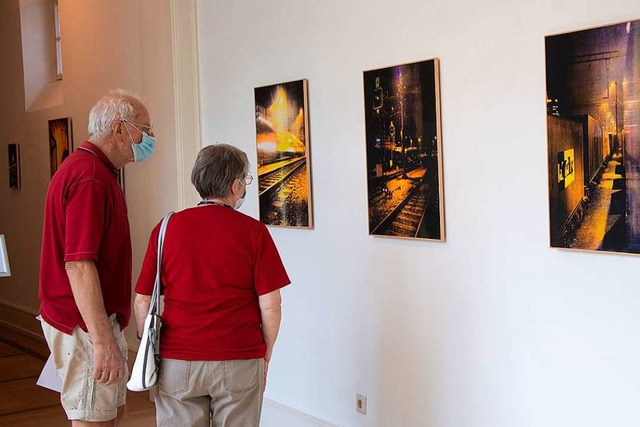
left=259, top=289, right=282, bottom=361
left=133, top=293, right=152, bottom=338
left=259, top=289, right=282, bottom=390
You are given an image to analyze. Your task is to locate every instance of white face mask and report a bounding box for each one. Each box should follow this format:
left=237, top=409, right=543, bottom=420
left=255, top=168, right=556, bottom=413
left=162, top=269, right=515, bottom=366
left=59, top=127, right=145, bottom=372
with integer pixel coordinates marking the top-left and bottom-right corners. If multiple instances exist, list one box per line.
left=235, top=181, right=246, bottom=210
left=122, top=119, right=155, bottom=162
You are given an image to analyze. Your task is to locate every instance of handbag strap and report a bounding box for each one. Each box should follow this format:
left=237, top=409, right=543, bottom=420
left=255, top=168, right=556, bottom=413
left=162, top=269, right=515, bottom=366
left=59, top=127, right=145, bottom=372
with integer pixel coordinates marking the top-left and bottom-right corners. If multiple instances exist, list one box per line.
left=149, top=211, right=174, bottom=316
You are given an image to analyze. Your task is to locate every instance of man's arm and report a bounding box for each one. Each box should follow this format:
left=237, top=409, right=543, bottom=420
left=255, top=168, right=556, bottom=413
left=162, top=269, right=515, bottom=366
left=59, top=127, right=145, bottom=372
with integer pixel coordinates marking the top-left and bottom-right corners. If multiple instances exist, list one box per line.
left=65, top=260, right=125, bottom=385
left=259, top=289, right=282, bottom=389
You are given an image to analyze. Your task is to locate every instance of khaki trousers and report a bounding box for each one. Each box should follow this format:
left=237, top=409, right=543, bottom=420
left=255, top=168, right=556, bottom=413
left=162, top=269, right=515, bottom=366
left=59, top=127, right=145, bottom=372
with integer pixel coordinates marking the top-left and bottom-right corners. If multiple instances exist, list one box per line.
left=155, top=358, right=264, bottom=427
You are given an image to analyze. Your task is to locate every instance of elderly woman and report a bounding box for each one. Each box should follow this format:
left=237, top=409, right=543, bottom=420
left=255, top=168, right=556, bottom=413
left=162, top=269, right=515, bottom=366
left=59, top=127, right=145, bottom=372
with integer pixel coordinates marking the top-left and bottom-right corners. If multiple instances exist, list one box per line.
left=134, top=144, right=290, bottom=427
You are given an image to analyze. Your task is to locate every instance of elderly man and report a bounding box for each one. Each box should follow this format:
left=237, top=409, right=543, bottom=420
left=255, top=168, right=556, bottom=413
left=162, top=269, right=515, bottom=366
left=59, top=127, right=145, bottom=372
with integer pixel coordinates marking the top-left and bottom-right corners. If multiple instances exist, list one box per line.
left=38, top=90, right=155, bottom=426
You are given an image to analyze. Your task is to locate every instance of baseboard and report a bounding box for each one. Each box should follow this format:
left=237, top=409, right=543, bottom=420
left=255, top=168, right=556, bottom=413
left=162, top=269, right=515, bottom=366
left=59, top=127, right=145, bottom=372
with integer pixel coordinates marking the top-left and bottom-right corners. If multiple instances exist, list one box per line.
left=262, top=397, right=339, bottom=427
left=0, top=304, right=49, bottom=360
left=0, top=301, right=43, bottom=340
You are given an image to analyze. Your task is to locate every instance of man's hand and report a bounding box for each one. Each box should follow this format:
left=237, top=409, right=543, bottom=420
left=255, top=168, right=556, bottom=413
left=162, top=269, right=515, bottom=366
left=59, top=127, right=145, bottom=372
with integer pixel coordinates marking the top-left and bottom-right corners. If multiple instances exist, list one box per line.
left=93, top=340, right=126, bottom=385
left=65, top=260, right=126, bottom=385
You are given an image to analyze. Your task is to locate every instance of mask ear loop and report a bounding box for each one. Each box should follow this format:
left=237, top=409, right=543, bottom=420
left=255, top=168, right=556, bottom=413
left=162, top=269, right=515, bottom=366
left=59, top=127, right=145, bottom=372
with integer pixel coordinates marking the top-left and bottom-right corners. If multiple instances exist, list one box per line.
left=236, top=178, right=247, bottom=201
left=122, top=122, right=135, bottom=142
left=110, top=102, right=138, bottom=161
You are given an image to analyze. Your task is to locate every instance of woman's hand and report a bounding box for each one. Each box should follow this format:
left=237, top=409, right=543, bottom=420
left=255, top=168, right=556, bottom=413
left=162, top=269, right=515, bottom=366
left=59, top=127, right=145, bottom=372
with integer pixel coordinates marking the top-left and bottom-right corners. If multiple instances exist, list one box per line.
left=263, top=358, right=269, bottom=391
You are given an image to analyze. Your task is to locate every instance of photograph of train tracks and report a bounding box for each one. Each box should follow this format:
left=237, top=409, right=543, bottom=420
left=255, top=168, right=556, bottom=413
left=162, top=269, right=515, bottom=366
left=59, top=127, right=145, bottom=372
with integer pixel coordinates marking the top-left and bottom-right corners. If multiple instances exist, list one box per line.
left=254, top=79, right=313, bottom=228
left=363, top=58, right=445, bottom=240
left=546, top=19, right=640, bottom=254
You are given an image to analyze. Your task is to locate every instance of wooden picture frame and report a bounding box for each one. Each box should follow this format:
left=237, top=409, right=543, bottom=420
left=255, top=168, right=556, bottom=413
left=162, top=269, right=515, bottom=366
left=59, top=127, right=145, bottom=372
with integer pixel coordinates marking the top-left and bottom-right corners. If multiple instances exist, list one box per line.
left=363, top=58, right=445, bottom=240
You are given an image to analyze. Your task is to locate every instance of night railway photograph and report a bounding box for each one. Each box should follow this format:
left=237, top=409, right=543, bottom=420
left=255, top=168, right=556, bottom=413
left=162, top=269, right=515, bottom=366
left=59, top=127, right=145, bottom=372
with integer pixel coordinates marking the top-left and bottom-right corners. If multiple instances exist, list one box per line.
left=254, top=79, right=313, bottom=228
left=363, top=58, right=445, bottom=240
left=546, top=19, right=640, bottom=254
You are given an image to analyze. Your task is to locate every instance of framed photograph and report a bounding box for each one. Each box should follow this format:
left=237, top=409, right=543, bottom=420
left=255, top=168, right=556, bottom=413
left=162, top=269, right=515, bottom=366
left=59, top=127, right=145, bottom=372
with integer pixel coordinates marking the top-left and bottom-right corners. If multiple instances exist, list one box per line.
left=363, top=58, right=445, bottom=240
left=254, top=79, right=313, bottom=228
left=48, top=117, right=73, bottom=178
left=8, top=144, right=20, bottom=189
left=546, top=19, right=640, bottom=254
left=117, top=168, right=125, bottom=196
left=0, top=234, right=10, bottom=277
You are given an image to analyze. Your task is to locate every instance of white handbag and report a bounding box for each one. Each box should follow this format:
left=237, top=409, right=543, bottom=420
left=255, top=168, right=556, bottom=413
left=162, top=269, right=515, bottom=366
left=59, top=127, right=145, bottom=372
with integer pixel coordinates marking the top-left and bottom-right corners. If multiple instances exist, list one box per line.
left=127, top=212, right=173, bottom=392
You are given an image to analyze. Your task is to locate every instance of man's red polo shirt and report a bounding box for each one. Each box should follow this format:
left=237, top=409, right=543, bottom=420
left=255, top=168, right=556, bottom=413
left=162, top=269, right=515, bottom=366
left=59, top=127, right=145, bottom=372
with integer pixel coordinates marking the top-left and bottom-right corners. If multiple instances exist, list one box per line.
left=39, top=141, right=132, bottom=334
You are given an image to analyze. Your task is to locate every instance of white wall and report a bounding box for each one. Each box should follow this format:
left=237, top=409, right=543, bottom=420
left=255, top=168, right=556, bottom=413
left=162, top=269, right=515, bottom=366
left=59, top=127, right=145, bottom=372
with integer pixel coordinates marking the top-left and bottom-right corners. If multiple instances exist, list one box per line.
left=196, top=1, right=640, bottom=426
left=0, top=0, right=178, bottom=348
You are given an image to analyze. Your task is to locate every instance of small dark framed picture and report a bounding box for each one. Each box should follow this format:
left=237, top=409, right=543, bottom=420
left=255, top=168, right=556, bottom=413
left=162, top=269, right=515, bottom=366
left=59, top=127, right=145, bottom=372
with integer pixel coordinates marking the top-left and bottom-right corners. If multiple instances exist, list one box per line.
left=8, top=144, right=20, bottom=189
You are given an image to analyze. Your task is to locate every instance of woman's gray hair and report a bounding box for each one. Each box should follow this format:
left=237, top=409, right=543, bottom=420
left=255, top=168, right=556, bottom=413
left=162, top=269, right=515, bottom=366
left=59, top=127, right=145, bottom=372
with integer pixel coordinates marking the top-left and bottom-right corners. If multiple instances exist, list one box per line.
left=88, top=89, right=143, bottom=139
left=191, top=144, right=249, bottom=199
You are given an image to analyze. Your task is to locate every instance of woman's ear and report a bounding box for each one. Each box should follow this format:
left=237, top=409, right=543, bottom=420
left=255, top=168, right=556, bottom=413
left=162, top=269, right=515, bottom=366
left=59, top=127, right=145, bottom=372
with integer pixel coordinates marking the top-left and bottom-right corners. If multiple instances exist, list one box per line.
left=230, top=178, right=241, bottom=197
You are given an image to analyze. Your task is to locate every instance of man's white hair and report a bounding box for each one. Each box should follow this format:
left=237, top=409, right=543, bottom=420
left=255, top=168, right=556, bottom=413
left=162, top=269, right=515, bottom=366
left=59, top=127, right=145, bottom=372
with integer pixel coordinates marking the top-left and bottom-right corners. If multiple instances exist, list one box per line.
left=87, top=89, right=144, bottom=139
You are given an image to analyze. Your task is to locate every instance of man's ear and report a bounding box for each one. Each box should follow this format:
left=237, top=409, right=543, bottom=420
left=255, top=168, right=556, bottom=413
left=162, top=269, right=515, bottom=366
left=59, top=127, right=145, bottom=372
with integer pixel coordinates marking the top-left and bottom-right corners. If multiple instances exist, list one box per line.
left=111, top=120, right=123, bottom=139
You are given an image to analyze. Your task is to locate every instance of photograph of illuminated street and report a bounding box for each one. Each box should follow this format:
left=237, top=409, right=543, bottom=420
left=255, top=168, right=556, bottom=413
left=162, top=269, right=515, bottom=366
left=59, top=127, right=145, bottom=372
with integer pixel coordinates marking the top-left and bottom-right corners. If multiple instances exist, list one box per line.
left=364, top=59, right=445, bottom=240
left=48, top=117, right=72, bottom=178
left=254, top=79, right=313, bottom=228
left=546, top=20, right=640, bottom=254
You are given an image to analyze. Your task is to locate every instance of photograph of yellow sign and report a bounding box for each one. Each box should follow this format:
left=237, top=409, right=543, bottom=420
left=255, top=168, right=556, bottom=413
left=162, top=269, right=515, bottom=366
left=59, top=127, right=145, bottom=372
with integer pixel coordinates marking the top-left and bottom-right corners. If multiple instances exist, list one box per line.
left=546, top=19, right=640, bottom=253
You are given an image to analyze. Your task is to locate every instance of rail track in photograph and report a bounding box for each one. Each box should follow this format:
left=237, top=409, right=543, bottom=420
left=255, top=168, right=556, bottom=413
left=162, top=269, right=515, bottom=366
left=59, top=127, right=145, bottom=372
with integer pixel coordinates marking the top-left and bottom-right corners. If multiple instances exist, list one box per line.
left=371, top=181, right=430, bottom=238
left=258, top=157, right=306, bottom=197
left=259, top=157, right=310, bottom=226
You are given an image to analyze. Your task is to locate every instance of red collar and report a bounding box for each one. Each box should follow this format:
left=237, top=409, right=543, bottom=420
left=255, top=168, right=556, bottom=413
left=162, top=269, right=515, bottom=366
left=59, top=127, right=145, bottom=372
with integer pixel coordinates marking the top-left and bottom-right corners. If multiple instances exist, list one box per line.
left=78, top=141, right=119, bottom=174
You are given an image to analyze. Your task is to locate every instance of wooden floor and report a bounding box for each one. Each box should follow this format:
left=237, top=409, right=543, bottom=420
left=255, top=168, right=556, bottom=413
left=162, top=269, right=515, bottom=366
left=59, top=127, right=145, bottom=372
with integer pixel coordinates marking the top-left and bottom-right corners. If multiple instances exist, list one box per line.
left=0, top=325, right=157, bottom=426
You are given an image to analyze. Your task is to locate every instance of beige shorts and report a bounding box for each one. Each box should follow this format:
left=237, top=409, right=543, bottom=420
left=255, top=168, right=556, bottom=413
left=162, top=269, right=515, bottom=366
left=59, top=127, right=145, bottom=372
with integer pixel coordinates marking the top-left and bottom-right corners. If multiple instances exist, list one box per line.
left=39, top=314, right=128, bottom=422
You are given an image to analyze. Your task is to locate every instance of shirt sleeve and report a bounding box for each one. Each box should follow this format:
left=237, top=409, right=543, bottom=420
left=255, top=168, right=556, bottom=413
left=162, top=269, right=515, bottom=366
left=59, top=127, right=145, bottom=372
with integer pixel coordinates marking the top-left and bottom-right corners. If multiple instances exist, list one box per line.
left=64, top=179, right=108, bottom=262
left=254, top=226, right=291, bottom=296
left=135, top=223, right=161, bottom=296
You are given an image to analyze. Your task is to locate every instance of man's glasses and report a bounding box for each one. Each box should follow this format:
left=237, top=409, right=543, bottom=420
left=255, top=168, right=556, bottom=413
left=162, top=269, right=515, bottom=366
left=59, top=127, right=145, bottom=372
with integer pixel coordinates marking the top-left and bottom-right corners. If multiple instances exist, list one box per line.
left=123, top=120, right=154, bottom=135
left=243, top=174, right=253, bottom=185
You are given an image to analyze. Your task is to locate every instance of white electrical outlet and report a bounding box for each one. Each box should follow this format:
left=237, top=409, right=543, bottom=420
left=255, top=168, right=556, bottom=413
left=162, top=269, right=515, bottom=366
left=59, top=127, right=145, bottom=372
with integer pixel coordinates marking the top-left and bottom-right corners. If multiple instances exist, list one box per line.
left=356, top=394, right=367, bottom=414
